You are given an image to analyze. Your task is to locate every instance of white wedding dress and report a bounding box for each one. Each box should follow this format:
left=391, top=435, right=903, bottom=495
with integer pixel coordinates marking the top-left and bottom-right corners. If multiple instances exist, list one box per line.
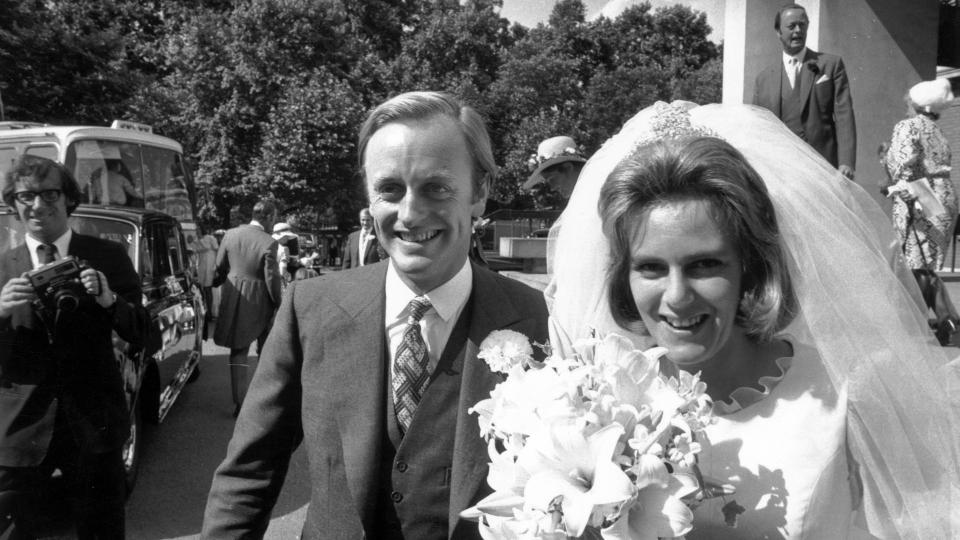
left=546, top=102, right=960, bottom=539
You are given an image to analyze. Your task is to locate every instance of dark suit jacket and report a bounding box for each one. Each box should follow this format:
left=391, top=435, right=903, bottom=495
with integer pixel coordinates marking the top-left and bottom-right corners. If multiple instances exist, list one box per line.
left=341, top=229, right=384, bottom=269
left=201, top=261, right=549, bottom=539
left=212, top=224, right=281, bottom=349
left=752, top=49, right=857, bottom=169
left=0, top=232, right=153, bottom=466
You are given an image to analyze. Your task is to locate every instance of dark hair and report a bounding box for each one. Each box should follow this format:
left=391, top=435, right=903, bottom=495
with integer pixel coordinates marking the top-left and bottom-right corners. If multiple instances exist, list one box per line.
left=252, top=200, right=277, bottom=223
left=2, top=154, right=81, bottom=214
left=774, top=3, right=807, bottom=31
left=599, top=136, right=797, bottom=342
left=357, top=91, right=496, bottom=202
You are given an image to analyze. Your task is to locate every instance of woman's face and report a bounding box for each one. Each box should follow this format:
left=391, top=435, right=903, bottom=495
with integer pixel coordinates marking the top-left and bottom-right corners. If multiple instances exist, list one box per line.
left=627, top=198, right=744, bottom=369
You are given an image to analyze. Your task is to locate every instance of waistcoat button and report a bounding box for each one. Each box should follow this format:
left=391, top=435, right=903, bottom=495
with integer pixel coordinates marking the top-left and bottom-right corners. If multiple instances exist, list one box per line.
left=391, top=491, right=403, bottom=503
left=396, top=461, right=408, bottom=472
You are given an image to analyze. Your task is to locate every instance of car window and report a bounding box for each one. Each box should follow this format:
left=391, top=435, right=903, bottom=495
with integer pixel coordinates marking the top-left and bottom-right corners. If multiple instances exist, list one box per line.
left=0, top=213, right=22, bottom=254
left=69, top=216, right=137, bottom=264
left=165, top=224, right=185, bottom=274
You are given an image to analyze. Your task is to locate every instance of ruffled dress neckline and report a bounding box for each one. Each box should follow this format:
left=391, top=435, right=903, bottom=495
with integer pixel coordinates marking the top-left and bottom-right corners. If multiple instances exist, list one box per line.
left=712, top=335, right=794, bottom=415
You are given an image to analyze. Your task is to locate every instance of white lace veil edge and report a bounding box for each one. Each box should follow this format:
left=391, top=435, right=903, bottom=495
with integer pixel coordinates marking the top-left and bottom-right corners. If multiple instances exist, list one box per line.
left=546, top=101, right=960, bottom=538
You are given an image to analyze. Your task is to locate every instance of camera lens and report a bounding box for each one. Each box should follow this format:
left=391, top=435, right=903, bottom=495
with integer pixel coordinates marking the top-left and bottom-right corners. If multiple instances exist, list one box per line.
left=54, top=287, right=81, bottom=312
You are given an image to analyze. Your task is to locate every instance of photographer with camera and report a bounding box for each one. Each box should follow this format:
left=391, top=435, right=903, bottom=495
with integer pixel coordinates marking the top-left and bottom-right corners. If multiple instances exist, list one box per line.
left=0, top=155, right=154, bottom=539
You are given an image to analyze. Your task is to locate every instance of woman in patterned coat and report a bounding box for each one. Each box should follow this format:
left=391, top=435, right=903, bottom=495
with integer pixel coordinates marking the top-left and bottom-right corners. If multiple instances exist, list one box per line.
left=883, top=78, right=956, bottom=269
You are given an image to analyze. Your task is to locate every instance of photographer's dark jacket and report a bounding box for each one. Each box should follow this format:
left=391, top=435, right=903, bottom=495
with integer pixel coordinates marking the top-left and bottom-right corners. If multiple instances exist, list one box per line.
left=0, top=231, right=154, bottom=466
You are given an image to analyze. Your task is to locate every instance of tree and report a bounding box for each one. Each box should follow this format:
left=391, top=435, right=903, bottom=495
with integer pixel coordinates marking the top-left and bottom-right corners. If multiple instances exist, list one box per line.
left=248, top=69, right=366, bottom=229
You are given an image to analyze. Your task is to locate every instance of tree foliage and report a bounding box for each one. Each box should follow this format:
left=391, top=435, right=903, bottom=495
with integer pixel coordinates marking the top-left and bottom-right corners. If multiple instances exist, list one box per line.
left=2, top=0, right=722, bottom=228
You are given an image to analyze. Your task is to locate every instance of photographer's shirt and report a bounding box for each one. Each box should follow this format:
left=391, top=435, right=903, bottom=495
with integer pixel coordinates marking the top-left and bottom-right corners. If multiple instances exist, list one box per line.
left=24, top=229, right=71, bottom=270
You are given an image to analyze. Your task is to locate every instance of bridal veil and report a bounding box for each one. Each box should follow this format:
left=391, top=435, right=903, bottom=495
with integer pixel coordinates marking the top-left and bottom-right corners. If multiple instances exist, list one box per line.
left=546, top=102, right=959, bottom=538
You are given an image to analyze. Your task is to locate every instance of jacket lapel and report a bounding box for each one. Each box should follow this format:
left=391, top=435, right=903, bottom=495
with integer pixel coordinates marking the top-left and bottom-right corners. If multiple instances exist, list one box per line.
left=327, top=264, right=389, bottom=528
left=448, top=265, right=526, bottom=531
left=799, top=49, right=817, bottom=113
left=7, top=244, right=36, bottom=330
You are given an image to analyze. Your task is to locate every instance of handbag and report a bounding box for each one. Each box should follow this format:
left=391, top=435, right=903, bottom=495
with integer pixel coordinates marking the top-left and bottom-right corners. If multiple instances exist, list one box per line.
left=904, top=203, right=960, bottom=345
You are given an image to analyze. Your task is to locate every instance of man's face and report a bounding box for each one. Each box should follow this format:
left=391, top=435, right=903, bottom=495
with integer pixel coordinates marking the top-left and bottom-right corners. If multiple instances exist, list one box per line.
left=14, top=169, right=71, bottom=243
left=359, top=211, right=373, bottom=232
left=777, top=8, right=808, bottom=56
left=364, top=115, right=486, bottom=294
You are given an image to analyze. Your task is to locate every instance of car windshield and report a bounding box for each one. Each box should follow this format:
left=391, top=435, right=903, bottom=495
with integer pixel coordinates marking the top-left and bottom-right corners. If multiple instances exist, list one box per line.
left=0, top=213, right=136, bottom=265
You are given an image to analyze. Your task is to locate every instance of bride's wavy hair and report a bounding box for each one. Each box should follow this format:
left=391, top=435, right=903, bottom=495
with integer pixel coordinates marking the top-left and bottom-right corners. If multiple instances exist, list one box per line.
left=599, top=136, right=798, bottom=342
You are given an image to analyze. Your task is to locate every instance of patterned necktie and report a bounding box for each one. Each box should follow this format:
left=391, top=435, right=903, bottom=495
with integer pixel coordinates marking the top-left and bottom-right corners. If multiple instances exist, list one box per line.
left=37, top=243, right=57, bottom=264
left=392, top=296, right=433, bottom=433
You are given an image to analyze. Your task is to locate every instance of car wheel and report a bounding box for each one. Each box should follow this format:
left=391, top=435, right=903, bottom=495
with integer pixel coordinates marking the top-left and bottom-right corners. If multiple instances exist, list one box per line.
left=123, top=400, right=142, bottom=496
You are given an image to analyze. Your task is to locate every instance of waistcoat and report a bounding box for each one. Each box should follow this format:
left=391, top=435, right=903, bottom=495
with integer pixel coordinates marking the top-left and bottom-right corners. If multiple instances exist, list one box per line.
left=780, top=65, right=804, bottom=139
left=372, top=301, right=473, bottom=539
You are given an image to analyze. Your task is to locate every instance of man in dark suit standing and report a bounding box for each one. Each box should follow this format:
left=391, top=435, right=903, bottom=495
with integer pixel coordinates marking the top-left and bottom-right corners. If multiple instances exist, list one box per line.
left=752, top=3, right=857, bottom=179
left=0, top=155, right=154, bottom=538
left=341, top=208, right=384, bottom=269
left=202, top=91, right=549, bottom=539
left=212, top=200, right=282, bottom=417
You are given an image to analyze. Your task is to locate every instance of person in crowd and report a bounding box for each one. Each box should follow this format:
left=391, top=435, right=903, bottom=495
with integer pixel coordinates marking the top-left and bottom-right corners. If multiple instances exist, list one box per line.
left=0, top=155, right=155, bottom=539
left=522, top=135, right=588, bottom=206
left=882, top=78, right=956, bottom=270
left=547, top=101, right=959, bottom=538
left=341, top=207, right=384, bottom=269
left=193, top=227, right=219, bottom=340
left=212, top=200, right=282, bottom=417
left=752, top=3, right=857, bottom=179
left=201, top=91, right=549, bottom=539
left=271, top=222, right=301, bottom=283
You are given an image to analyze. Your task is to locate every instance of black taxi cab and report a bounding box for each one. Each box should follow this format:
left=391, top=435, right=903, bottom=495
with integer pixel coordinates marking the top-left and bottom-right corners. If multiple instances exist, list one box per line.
left=0, top=204, right=203, bottom=491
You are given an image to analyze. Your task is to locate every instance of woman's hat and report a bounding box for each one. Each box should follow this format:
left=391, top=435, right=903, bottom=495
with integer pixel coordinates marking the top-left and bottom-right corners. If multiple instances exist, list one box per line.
left=273, top=222, right=292, bottom=234
left=908, top=79, right=955, bottom=113
left=523, top=136, right=587, bottom=190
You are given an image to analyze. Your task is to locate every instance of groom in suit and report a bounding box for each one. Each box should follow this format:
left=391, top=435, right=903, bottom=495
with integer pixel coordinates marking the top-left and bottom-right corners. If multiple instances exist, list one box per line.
left=752, top=3, right=857, bottom=179
left=201, top=91, right=549, bottom=539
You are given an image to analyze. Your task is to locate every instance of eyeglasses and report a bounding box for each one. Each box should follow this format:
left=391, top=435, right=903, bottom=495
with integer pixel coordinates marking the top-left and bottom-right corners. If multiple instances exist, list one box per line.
left=13, top=189, right=62, bottom=204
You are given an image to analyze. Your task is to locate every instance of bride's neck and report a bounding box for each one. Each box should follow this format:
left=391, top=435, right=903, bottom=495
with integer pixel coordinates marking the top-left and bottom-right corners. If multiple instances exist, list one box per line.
left=689, top=331, right=790, bottom=402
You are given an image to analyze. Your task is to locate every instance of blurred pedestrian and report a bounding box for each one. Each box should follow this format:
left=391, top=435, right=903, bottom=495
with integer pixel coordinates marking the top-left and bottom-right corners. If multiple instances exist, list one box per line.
left=193, top=228, right=219, bottom=340
left=212, top=201, right=282, bottom=417
left=341, top=208, right=384, bottom=269
left=883, top=78, right=957, bottom=270
left=522, top=135, right=588, bottom=208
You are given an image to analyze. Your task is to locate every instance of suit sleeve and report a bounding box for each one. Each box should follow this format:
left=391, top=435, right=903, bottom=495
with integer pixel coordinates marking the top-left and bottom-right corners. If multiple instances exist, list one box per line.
left=212, top=235, right=229, bottom=288
left=263, top=240, right=282, bottom=306
left=201, top=282, right=305, bottom=539
left=100, top=241, right=154, bottom=349
left=833, top=57, right=857, bottom=169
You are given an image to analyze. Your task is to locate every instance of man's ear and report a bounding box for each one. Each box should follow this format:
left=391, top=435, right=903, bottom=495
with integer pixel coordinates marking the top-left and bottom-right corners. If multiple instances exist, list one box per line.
left=471, top=174, right=489, bottom=218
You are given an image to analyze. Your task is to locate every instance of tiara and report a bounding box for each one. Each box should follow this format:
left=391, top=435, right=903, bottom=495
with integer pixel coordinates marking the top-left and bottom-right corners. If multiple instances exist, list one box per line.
left=628, top=101, right=719, bottom=154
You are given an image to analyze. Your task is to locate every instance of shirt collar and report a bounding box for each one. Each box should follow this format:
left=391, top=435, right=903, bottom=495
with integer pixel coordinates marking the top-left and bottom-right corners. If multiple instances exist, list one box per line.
left=249, top=220, right=265, bottom=231
left=385, top=259, right=473, bottom=324
left=783, top=48, right=806, bottom=67
left=25, top=228, right=72, bottom=261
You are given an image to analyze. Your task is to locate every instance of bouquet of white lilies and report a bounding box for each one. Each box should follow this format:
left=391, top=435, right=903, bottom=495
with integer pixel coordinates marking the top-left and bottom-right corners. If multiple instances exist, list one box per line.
left=461, top=329, right=720, bottom=540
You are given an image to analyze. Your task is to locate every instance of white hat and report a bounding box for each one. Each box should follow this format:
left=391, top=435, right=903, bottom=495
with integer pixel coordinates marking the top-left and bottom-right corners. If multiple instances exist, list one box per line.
left=523, top=136, right=587, bottom=190
left=908, top=79, right=955, bottom=113
left=272, top=222, right=292, bottom=234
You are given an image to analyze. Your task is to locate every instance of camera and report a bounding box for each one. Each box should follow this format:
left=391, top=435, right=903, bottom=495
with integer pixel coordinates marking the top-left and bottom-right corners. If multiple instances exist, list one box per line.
left=26, top=256, right=89, bottom=313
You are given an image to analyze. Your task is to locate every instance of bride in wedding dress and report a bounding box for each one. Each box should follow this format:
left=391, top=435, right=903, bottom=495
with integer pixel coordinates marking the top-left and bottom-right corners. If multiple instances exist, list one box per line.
left=546, top=101, right=959, bottom=539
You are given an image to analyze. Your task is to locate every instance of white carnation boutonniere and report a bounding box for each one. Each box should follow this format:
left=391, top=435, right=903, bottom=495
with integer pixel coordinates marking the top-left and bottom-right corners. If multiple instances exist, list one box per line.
left=477, top=329, right=540, bottom=373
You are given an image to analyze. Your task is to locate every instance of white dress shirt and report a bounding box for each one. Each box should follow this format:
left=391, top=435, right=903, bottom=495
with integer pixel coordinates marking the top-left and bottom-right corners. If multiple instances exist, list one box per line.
left=358, top=230, right=372, bottom=267
left=782, top=48, right=806, bottom=90
left=25, top=229, right=72, bottom=270
left=384, top=260, right=472, bottom=375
